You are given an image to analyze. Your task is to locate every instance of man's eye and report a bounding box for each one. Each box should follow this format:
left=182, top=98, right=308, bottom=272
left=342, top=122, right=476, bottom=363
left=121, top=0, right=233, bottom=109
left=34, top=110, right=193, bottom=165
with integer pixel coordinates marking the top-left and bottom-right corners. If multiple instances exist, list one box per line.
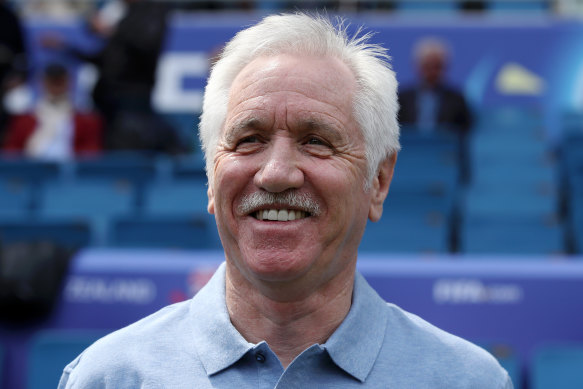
left=237, top=135, right=260, bottom=145
left=306, top=137, right=326, bottom=146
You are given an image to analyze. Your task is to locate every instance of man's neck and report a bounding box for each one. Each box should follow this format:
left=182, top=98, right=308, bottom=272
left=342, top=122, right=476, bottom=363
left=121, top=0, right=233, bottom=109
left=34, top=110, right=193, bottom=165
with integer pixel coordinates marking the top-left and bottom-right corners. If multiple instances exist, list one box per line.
left=225, top=264, right=354, bottom=368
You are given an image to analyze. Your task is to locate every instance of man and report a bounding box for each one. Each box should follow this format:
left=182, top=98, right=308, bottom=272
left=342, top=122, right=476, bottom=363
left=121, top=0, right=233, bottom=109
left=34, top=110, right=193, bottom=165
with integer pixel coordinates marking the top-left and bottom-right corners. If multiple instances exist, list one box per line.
left=0, top=0, right=28, bottom=136
left=59, top=14, right=511, bottom=388
left=41, top=0, right=182, bottom=153
left=3, top=63, right=102, bottom=160
left=398, top=37, right=472, bottom=133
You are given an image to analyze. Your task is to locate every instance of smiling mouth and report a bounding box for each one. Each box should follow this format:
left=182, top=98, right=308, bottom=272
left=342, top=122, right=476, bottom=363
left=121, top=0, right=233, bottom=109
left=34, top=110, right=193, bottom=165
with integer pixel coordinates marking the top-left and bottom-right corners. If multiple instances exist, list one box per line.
left=253, top=209, right=310, bottom=221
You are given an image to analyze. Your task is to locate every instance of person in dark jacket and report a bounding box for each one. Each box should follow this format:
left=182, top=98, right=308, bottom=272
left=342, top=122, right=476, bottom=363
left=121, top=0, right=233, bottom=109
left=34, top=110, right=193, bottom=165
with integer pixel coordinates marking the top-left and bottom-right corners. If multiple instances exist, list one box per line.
left=42, top=0, right=182, bottom=153
left=398, top=37, right=472, bottom=134
left=0, top=0, right=28, bottom=137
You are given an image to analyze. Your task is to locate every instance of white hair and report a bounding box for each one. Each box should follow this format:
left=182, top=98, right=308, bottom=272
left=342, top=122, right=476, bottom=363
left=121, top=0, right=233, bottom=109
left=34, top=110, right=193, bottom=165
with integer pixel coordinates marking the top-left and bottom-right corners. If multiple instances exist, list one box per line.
left=199, top=13, right=400, bottom=188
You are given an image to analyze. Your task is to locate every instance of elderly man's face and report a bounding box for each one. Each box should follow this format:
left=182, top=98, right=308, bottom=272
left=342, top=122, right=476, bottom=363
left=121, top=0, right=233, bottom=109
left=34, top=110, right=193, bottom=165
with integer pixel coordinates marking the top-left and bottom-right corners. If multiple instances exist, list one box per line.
left=209, top=54, right=380, bottom=295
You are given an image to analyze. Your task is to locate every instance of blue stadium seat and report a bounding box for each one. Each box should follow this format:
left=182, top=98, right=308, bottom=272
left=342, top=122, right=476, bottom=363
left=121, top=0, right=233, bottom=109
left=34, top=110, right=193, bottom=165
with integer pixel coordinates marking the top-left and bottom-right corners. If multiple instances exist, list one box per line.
left=470, top=134, right=549, bottom=163
left=477, top=343, right=521, bottom=389
left=391, top=162, right=459, bottom=198
left=0, top=179, right=33, bottom=218
left=0, top=220, right=92, bottom=249
left=110, top=215, right=221, bottom=249
left=472, top=159, right=558, bottom=188
left=460, top=215, right=564, bottom=255
left=463, top=186, right=557, bottom=219
left=395, top=0, right=458, bottom=12
left=374, top=131, right=459, bottom=254
left=399, top=130, right=460, bottom=157
left=393, top=130, right=461, bottom=197
left=489, top=0, right=549, bottom=13
left=144, top=180, right=209, bottom=216
left=171, top=154, right=207, bottom=181
left=27, top=330, right=104, bottom=389
left=531, top=344, right=583, bottom=389
left=475, top=107, right=543, bottom=131
left=0, top=158, right=61, bottom=184
left=360, top=213, right=450, bottom=254
left=38, top=181, right=136, bottom=246
left=386, top=192, right=455, bottom=219
left=71, top=152, right=159, bottom=188
left=569, top=195, right=583, bottom=253
left=561, top=134, right=583, bottom=189
left=561, top=111, right=583, bottom=135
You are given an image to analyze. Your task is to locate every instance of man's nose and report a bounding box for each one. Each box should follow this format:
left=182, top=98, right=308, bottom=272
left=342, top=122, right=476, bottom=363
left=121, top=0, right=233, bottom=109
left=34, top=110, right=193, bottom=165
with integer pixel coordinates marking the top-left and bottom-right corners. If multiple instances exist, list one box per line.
left=254, top=137, right=304, bottom=193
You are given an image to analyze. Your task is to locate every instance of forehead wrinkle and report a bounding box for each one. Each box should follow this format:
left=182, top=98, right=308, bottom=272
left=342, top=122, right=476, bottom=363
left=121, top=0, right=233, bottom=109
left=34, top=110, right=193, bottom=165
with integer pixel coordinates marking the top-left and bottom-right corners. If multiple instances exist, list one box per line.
left=237, top=74, right=351, bottom=105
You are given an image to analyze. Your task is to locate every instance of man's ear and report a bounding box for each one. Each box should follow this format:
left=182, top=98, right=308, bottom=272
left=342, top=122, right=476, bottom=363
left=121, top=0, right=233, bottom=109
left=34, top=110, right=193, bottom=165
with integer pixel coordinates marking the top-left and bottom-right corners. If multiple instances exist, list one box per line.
left=207, top=184, right=215, bottom=215
left=368, top=153, right=397, bottom=222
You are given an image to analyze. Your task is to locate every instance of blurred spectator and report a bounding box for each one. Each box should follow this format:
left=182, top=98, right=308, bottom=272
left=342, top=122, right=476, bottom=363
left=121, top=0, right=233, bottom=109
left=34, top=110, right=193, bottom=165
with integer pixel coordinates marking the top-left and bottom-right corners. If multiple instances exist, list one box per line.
left=42, top=0, right=183, bottom=154
left=19, top=0, right=91, bottom=19
left=88, top=0, right=128, bottom=38
left=3, top=63, right=102, bottom=160
left=0, top=0, right=28, bottom=140
left=398, top=37, right=472, bottom=134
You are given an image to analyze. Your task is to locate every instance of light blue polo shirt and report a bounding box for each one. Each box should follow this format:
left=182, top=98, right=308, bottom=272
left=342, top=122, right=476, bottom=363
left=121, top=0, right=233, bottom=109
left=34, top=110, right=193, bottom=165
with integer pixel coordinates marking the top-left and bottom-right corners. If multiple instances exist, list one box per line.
left=59, top=262, right=512, bottom=388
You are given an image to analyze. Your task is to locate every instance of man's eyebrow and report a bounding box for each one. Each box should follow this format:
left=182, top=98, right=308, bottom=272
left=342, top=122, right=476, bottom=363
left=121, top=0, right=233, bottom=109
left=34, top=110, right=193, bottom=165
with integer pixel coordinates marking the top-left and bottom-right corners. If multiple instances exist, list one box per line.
left=300, top=119, right=345, bottom=142
left=224, top=117, right=263, bottom=144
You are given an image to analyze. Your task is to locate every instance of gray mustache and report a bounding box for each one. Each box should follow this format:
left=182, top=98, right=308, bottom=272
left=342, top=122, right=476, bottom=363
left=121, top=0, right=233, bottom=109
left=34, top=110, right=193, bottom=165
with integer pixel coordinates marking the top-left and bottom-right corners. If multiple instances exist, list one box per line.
left=238, top=191, right=321, bottom=216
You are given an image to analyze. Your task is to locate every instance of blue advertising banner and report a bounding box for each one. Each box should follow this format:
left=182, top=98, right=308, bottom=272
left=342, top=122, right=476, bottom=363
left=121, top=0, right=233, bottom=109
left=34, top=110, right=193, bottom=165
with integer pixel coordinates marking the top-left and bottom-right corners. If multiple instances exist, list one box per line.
left=2, top=248, right=583, bottom=388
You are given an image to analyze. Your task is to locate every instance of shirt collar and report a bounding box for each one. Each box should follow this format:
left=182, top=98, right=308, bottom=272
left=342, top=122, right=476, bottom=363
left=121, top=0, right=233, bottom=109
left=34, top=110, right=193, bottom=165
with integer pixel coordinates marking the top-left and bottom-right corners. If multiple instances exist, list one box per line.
left=323, top=271, right=389, bottom=382
left=189, top=262, right=255, bottom=376
left=189, top=263, right=388, bottom=382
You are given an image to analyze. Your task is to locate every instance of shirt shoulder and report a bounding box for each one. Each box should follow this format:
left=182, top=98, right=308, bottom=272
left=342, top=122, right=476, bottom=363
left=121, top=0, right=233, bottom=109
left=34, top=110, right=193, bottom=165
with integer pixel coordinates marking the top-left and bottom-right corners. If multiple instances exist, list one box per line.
left=372, top=302, right=512, bottom=389
left=58, top=300, right=206, bottom=389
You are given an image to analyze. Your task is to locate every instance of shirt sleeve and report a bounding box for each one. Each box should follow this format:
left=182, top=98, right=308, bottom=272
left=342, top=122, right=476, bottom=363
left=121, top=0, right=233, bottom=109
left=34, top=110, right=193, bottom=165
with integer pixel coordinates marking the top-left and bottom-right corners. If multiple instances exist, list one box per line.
left=57, top=357, right=79, bottom=389
left=500, top=372, right=514, bottom=389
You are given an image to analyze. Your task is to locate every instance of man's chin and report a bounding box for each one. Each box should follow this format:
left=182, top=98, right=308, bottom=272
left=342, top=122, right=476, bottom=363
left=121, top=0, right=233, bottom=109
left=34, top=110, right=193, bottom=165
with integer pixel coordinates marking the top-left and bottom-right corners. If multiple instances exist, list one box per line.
left=236, top=249, right=318, bottom=285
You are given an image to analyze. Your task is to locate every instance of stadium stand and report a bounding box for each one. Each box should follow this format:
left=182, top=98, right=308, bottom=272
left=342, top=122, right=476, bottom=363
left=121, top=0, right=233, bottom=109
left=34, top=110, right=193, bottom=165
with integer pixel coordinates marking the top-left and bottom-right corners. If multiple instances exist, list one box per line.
left=0, top=158, right=61, bottom=184
left=27, top=330, right=104, bottom=389
left=560, top=111, right=583, bottom=253
left=360, top=130, right=459, bottom=253
left=143, top=180, right=208, bottom=216
left=110, top=214, right=220, bottom=249
left=38, top=180, right=136, bottom=246
left=0, top=178, right=33, bottom=218
left=531, top=344, right=583, bottom=389
left=0, top=219, right=91, bottom=249
left=460, top=107, right=563, bottom=255
left=479, top=343, right=521, bottom=389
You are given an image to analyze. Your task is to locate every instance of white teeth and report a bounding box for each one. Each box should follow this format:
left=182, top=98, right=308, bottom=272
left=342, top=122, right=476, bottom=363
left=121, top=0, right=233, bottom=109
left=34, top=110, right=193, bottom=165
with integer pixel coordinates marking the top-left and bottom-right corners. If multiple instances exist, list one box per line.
left=277, top=209, right=288, bottom=221
left=254, top=209, right=308, bottom=221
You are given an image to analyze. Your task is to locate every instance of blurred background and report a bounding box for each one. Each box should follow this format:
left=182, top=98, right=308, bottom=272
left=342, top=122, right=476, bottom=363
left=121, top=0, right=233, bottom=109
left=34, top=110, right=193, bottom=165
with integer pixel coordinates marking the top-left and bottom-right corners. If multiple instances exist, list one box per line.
left=0, top=0, right=583, bottom=388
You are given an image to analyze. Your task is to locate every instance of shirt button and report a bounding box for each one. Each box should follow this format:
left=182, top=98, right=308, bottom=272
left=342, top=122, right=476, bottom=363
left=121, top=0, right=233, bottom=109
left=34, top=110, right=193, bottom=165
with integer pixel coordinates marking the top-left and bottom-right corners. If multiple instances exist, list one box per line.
left=255, top=352, right=266, bottom=363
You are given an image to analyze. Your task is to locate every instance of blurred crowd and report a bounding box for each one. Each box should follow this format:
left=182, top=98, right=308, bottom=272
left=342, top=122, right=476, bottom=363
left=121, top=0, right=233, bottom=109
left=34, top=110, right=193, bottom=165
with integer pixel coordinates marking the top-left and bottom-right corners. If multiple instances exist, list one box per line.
left=0, top=0, right=578, bottom=162
left=9, top=0, right=583, bottom=16
left=0, top=0, right=189, bottom=161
